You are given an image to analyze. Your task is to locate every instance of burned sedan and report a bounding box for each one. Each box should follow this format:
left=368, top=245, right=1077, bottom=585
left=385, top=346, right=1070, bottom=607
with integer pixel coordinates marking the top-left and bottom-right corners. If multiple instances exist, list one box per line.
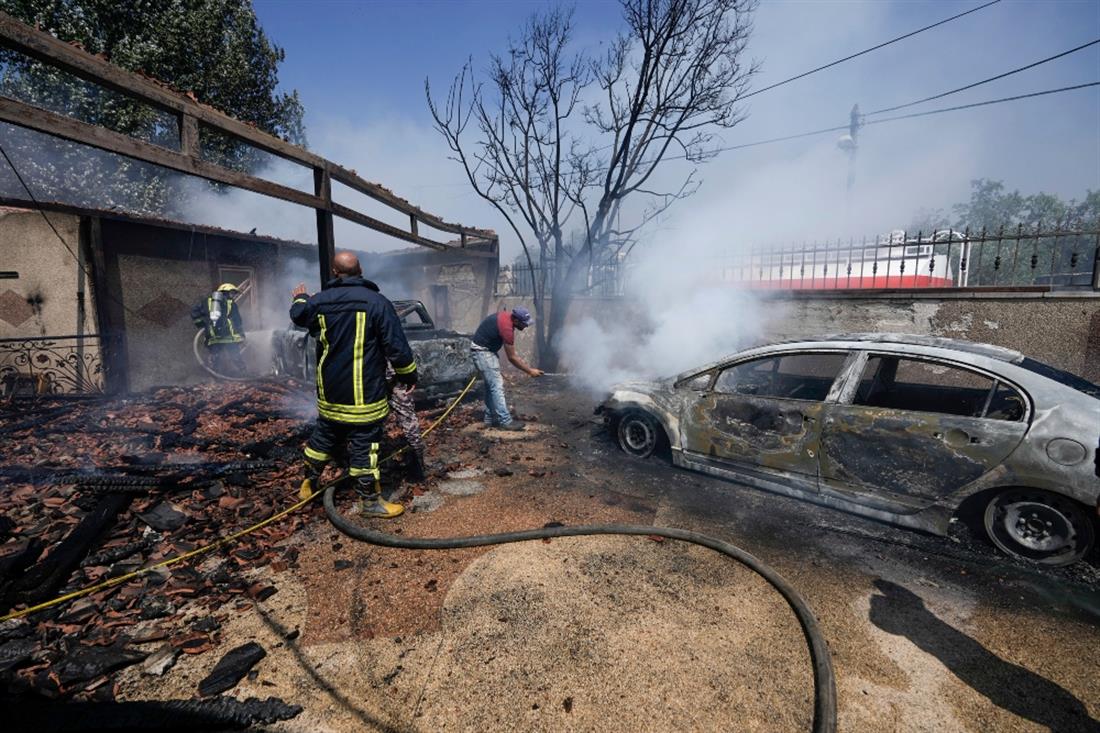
left=271, top=299, right=475, bottom=403
left=598, top=334, right=1100, bottom=566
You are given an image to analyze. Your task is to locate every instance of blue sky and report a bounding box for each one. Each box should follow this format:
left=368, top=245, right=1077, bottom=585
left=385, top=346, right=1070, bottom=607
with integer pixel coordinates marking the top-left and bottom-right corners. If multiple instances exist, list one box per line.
left=242, top=0, right=1099, bottom=255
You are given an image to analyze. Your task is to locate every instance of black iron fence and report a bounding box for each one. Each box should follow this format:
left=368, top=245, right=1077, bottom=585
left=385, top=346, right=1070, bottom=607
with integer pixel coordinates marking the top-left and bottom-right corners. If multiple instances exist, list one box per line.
left=0, top=334, right=104, bottom=398
left=496, top=227, right=1100, bottom=296
left=496, top=260, right=627, bottom=297
left=720, top=227, right=1100, bottom=291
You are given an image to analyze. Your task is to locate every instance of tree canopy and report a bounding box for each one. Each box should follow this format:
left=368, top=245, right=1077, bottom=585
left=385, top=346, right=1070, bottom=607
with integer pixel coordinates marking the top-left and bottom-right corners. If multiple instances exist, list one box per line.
left=0, top=0, right=305, bottom=215
left=912, top=179, right=1099, bottom=235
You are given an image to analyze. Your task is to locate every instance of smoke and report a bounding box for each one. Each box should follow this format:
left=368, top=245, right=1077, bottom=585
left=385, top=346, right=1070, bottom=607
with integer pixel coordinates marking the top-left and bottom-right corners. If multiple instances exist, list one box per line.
left=557, top=204, right=773, bottom=396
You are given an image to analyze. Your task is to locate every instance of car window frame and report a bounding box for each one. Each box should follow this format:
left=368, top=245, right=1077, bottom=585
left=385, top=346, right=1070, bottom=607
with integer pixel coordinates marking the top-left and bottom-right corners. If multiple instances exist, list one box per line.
left=684, top=348, right=857, bottom=403
left=836, top=350, right=1031, bottom=423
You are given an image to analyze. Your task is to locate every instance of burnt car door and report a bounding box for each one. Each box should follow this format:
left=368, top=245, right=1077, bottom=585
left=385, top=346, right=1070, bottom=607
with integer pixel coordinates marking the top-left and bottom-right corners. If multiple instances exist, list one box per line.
left=819, top=353, right=1028, bottom=507
left=679, top=351, right=852, bottom=482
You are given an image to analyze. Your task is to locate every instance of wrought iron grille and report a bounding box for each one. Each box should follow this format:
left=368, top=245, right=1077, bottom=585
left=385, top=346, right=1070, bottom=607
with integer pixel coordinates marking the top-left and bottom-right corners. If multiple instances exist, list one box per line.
left=0, top=334, right=104, bottom=397
left=719, top=227, right=1100, bottom=290
left=496, top=227, right=1100, bottom=296
left=496, top=260, right=627, bottom=297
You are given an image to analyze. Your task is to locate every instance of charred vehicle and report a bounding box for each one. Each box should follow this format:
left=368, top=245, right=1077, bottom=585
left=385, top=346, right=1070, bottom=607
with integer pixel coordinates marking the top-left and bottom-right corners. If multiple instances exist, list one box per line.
left=597, top=334, right=1100, bottom=566
left=271, top=299, right=475, bottom=403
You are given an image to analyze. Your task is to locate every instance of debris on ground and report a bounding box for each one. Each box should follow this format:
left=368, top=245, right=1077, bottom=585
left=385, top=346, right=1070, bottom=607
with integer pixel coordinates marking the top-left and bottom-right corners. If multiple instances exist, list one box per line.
left=8, top=694, right=303, bottom=730
left=197, top=641, right=266, bottom=697
left=0, top=378, right=481, bottom=707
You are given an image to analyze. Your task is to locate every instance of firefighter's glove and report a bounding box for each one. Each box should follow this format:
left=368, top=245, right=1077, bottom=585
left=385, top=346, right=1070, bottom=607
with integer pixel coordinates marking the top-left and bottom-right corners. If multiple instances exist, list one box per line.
left=395, top=370, right=418, bottom=388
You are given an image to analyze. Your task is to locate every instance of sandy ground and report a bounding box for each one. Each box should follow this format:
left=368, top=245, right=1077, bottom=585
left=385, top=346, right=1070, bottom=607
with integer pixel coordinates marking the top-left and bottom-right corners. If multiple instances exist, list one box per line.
left=114, top=375, right=1100, bottom=732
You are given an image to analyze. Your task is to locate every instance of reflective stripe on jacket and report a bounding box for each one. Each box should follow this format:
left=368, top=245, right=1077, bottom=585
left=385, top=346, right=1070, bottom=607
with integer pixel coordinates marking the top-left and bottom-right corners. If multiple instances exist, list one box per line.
left=191, top=295, right=244, bottom=345
left=289, top=276, right=417, bottom=425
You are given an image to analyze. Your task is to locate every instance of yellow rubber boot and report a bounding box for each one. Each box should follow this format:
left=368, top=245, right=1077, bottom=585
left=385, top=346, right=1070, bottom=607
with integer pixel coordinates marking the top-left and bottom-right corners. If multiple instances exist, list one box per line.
left=298, top=478, right=316, bottom=501
left=359, top=480, right=404, bottom=518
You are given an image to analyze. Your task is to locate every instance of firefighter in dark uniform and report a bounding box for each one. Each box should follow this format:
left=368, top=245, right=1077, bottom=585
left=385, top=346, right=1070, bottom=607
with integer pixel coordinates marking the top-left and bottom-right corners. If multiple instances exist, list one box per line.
left=191, top=283, right=246, bottom=376
left=290, top=251, right=417, bottom=518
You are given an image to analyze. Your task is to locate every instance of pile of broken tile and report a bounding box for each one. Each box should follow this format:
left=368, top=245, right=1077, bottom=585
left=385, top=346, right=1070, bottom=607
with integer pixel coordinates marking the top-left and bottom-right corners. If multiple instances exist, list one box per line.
left=0, top=378, right=428, bottom=725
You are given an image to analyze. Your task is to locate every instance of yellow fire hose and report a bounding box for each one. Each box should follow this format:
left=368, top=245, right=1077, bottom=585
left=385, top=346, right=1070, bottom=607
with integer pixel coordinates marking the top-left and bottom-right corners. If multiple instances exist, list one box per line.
left=0, top=375, right=478, bottom=624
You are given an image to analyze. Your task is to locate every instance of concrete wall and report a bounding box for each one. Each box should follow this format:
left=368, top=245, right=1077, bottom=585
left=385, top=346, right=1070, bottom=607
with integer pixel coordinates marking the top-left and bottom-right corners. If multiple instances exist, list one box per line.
left=363, top=243, right=498, bottom=335
left=0, top=209, right=97, bottom=338
left=498, top=291, right=1100, bottom=381
left=761, top=292, right=1100, bottom=382
left=0, top=209, right=102, bottom=392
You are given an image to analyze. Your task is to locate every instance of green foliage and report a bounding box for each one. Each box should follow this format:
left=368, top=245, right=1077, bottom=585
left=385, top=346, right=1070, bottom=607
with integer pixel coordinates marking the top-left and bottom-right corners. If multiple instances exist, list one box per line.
left=0, top=0, right=305, bottom=216
left=936, top=180, right=1100, bottom=287
left=951, top=178, right=1099, bottom=233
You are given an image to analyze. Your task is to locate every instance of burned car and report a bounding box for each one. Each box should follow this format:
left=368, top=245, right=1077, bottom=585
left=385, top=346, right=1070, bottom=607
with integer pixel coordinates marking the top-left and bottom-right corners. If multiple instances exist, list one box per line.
left=598, top=334, right=1100, bottom=566
left=271, top=299, right=475, bottom=403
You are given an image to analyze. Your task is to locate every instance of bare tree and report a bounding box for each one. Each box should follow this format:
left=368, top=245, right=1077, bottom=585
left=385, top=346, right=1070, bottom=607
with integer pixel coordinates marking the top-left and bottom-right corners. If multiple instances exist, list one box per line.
left=428, top=0, right=757, bottom=369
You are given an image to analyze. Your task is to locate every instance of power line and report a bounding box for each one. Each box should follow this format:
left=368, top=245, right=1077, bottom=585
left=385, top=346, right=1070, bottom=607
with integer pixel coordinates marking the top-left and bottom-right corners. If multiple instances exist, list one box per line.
left=741, top=0, right=1003, bottom=100
left=863, top=81, right=1100, bottom=127
left=604, top=81, right=1099, bottom=169
left=866, top=38, right=1100, bottom=115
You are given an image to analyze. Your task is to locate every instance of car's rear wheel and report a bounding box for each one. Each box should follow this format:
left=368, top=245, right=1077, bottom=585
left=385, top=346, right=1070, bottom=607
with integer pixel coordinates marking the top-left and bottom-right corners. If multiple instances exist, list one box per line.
left=616, top=410, right=662, bottom=459
left=983, top=488, right=1095, bottom=566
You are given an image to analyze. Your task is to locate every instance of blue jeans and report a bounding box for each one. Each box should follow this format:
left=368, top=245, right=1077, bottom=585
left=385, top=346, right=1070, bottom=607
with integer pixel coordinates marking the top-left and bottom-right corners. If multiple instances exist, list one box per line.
left=472, top=349, right=512, bottom=426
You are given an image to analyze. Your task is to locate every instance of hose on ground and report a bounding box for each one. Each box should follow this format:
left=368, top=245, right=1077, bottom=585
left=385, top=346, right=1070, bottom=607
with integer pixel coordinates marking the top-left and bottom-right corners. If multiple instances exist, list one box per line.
left=193, top=330, right=253, bottom=383
left=323, top=484, right=838, bottom=733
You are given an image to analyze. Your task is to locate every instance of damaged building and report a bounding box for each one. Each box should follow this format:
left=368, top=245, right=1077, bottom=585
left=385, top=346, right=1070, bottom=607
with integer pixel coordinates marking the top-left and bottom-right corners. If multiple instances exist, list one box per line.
left=1, top=206, right=498, bottom=394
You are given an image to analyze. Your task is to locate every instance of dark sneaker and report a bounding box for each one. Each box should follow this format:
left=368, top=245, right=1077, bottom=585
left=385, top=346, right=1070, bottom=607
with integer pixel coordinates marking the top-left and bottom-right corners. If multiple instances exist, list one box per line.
left=498, top=421, right=526, bottom=431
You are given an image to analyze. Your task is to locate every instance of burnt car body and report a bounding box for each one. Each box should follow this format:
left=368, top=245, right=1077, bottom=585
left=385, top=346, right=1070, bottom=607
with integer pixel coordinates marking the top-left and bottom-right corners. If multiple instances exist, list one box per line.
left=271, top=299, right=475, bottom=404
left=598, top=334, right=1100, bottom=566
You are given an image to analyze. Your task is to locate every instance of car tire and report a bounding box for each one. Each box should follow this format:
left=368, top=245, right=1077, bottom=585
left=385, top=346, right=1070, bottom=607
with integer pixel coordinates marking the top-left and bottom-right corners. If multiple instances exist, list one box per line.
left=983, top=488, right=1096, bottom=566
left=616, top=410, right=663, bottom=459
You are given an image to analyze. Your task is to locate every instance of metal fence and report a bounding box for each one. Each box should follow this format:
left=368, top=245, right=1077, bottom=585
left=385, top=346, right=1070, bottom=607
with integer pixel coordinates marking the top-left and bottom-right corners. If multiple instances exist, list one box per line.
left=497, top=260, right=627, bottom=297
left=495, top=227, right=1100, bottom=296
left=720, top=227, right=1099, bottom=291
left=0, top=334, right=104, bottom=398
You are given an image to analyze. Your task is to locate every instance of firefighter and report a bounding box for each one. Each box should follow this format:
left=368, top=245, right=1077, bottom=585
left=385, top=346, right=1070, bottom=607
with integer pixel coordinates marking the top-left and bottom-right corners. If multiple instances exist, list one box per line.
left=291, top=251, right=417, bottom=518
left=470, top=306, right=543, bottom=430
left=191, top=283, right=246, bottom=376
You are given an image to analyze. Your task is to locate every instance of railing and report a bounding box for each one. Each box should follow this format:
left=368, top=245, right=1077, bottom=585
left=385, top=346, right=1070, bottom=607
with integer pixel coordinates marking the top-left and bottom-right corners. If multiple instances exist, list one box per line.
left=720, top=227, right=1100, bottom=290
left=496, top=261, right=627, bottom=297
left=496, top=227, right=1100, bottom=296
left=0, top=334, right=103, bottom=397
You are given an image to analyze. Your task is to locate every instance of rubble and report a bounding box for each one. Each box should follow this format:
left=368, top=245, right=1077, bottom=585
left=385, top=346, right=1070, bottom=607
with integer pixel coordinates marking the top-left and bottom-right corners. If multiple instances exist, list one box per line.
left=0, top=378, right=483, bottom=709
left=9, top=695, right=302, bottom=730
left=140, top=646, right=179, bottom=677
left=197, top=641, right=266, bottom=697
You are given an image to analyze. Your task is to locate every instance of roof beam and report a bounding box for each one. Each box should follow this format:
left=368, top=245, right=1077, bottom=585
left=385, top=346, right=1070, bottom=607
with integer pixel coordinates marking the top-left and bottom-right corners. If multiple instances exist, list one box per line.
left=0, top=12, right=497, bottom=255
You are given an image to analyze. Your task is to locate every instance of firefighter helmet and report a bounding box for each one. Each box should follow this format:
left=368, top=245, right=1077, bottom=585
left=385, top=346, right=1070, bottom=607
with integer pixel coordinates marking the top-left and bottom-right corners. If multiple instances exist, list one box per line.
left=217, top=283, right=240, bottom=292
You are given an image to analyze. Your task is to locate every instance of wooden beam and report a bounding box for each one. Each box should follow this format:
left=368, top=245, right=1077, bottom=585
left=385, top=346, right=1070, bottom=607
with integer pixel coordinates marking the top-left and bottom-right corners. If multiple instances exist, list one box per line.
left=0, top=12, right=324, bottom=169
left=0, top=97, right=323, bottom=209
left=0, top=99, right=492, bottom=252
left=179, top=113, right=199, bottom=157
left=329, top=164, right=495, bottom=238
left=314, top=167, right=334, bottom=285
left=0, top=12, right=498, bottom=249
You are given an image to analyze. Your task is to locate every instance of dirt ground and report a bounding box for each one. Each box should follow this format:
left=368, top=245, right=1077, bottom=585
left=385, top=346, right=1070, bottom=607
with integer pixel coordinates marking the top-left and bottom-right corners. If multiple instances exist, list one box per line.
left=36, top=375, right=1100, bottom=731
